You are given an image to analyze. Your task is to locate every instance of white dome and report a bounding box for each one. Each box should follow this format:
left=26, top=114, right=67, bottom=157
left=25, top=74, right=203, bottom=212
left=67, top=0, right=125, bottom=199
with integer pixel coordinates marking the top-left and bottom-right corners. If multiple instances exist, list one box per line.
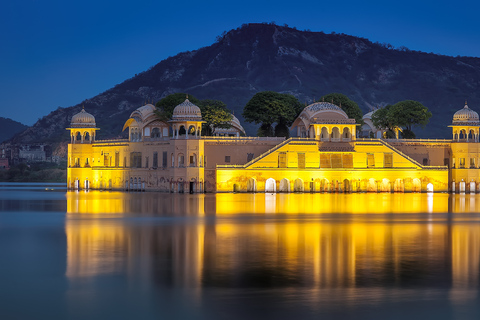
left=453, top=103, right=479, bottom=125
left=71, top=108, right=96, bottom=128
left=301, top=102, right=353, bottom=123
left=363, top=110, right=375, bottom=120
left=172, top=99, right=202, bottom=121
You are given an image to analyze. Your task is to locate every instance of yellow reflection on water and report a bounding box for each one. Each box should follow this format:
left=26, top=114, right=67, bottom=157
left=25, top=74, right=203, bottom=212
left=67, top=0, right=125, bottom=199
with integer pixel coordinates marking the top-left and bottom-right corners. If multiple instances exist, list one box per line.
left=215, top=193, right=452, bottom=215
left=65, top=191, right=480, bottom=296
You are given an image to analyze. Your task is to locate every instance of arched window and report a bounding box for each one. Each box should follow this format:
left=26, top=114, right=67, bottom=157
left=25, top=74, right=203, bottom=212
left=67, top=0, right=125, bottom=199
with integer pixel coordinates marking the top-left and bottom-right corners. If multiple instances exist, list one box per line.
left=85, top=132, right=90, bottom=141
left=151, top=128, right=161, bottom=138
left=178, top=153, right=184, bottom=167
left=331, top=127, right=340, bottom=140
left=321, top=127, right=329, bottom=140
left=179, top=126, right=186, bottom=136
left=76, top=132, right=82, bottom=141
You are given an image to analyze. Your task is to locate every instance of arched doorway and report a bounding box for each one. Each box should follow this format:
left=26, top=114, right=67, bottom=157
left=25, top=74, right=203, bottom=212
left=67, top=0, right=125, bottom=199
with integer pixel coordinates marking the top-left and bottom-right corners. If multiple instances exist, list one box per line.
left=380, top=178, right=391, bottom=192
left=394, top=179, right=404, bottom=192
left=279, top=178, right=290, bottom=192
left=343, top=179, right=350, bottom=193
left=247, top=178, right=257, bottom=192
left=321, top=178, right=330, bottom=192
left=412, top=178, right=421, bottom=192
left=367, top=178, right=377, bottom=192
left=427, top=183, right=434, bottom=193
left=265, top=178, right=276, bottom=193
left=294, top=178, right=304, bottom=192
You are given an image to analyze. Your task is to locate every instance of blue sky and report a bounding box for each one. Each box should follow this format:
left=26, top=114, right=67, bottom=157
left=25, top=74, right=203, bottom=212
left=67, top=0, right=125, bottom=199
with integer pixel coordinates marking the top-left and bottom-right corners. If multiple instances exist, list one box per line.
left=1, top=0, right=479, bottom=125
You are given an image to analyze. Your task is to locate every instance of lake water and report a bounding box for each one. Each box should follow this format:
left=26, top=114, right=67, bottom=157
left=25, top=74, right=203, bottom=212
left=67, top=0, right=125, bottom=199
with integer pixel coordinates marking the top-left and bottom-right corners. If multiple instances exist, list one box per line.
left=1, top=182, right=480, bottom=319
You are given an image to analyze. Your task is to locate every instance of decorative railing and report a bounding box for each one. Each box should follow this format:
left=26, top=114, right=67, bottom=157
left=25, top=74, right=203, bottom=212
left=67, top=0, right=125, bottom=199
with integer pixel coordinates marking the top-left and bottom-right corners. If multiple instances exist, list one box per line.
left=382, top=138, right=453, bottom=143
left=94, top=139, right=129, bottom=144
left=203, top=136, right=285, bottom=141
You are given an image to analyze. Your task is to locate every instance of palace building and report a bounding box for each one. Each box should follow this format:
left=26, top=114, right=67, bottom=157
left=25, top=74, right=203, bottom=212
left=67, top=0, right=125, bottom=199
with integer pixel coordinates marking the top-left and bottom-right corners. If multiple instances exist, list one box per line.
left=67, top=99, right=480, bottom=193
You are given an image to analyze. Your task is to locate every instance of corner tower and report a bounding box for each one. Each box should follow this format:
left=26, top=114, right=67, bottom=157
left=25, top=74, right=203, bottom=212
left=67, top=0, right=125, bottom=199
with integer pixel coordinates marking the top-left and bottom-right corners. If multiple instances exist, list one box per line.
left=67, top=107, right=99, bottom=143
left=450, top=102, right=480, bottom=142
left=449, top=101, right=480, bottom=192
left=66, top=107, right=98, bottom=189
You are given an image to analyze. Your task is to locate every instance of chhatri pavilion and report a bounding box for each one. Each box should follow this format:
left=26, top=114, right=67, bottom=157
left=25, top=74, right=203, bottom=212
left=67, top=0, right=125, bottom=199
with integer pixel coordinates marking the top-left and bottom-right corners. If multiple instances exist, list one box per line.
left=67, top=99, right=480, bottom=193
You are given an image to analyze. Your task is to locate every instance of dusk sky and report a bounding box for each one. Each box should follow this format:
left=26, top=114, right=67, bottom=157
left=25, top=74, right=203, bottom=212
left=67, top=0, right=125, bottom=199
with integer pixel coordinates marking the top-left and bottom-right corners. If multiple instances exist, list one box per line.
left=1, top=0, right=479, bottom=125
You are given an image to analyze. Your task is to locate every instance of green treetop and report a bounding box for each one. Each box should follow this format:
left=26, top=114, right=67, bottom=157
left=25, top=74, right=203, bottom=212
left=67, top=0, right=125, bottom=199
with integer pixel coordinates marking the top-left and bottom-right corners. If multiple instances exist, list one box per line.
left=155, top=94, right=232, bottom=136
left=242, top=91, right=303, bottom=137
left=372, top=100, right=432, bottom=139
left=320, top=93, right=364, bottom=127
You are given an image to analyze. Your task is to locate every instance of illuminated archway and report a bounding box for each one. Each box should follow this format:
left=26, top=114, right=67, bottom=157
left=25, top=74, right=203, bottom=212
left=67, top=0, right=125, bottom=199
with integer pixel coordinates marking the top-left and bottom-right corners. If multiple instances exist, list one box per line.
left=321, top=178, right=330, bottom=192
left=343, top=179, right=350, bottom=193
left=380, top=178, right=391, bottom=192
left=321, top=127, right=329, bottom=141
left=294, top=178, right=304, bottom=192
left=265, top=178, right=276, bottom=193
left=468, top=130, right=474, bottom=141
left=394, top=179, right=404, bottom=192
left=279, top=178, right=290, bottom=192
left=412, top=178, right=421, bottom=192
left=331, top=127, right=340, bottom=140
left=247, top=178, right=257, bottom=192
left=427, top=183, right=434, bottom=193
left=470, top=181, right=476, bottom=193
left=367, top=178, right=377, bottom=192
left=343, top=128, right=351, bottom=140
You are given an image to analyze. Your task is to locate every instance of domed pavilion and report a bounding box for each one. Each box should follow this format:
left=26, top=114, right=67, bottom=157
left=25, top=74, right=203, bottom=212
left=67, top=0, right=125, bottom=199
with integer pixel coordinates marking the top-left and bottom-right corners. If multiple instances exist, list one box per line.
left=450, top=102, right=480, bottom=142
left=67, top=107, right=99, bottom=144
left=291, top=101, right=357, bottom=141
left=169, top=98, right=205, bottom=139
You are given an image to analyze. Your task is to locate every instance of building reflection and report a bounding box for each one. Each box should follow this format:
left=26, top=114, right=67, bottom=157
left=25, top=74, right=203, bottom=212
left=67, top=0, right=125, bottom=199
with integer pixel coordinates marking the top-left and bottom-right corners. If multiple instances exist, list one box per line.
left=65, top=192, right=480, bottom=297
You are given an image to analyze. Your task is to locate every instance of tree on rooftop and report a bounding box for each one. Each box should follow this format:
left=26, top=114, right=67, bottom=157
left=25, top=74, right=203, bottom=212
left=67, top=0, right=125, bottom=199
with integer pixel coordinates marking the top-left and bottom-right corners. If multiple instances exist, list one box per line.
left=371, top=100, right=432, bottom=139
left=391, top=100, right=432, bottom=136
left=242, top=91, right=302, bottom=137
left=198, top=99, right=232, bottom=136
left=320, top=93, right=364, bottom=127
left=371, top=105, right=398, bottom=138
left=155, top=94, right=232, bottom=136
left=155, top=93, right=201, bottom=120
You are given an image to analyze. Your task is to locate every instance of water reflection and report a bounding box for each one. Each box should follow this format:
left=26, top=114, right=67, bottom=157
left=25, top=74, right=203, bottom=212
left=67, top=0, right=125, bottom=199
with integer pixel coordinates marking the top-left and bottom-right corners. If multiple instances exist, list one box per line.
left=65, top=191, right=480, bottom=295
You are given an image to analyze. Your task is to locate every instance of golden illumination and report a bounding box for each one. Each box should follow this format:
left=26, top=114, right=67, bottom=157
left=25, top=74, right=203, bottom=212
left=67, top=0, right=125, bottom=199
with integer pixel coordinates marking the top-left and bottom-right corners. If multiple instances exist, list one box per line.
left=65, top=192, right=480, bottom=291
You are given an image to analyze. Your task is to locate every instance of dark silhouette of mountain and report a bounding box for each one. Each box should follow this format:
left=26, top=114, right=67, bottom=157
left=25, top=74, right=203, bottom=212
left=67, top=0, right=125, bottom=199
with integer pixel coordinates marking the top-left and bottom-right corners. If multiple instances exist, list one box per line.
left=0, top=117, right=28, bottom=143
left=11, top=23, right=480, bottom=145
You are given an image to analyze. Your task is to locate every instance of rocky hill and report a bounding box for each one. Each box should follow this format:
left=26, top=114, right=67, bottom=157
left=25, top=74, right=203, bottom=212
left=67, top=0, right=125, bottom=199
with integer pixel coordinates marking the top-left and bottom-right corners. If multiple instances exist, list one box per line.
left=11, top=23, right=480, bottom=145
left=0, top=117, right=28, bottom=143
